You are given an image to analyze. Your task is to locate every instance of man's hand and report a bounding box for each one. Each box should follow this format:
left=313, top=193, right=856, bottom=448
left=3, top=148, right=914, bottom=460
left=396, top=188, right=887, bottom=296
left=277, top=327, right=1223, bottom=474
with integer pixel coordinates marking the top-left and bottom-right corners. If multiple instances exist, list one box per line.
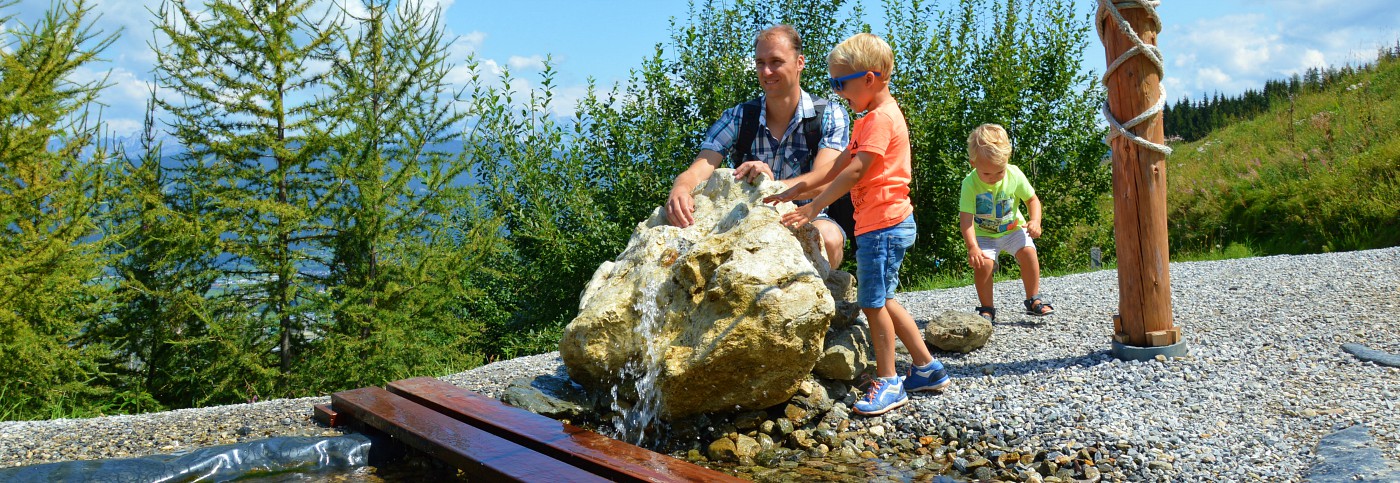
left=1026, top=218, right=1043, bottom=239
left=779, top=204, right=818, bottom=228
left=666, top=190, right=696, bottom=228
left=733, top=160, right=774, bottom=184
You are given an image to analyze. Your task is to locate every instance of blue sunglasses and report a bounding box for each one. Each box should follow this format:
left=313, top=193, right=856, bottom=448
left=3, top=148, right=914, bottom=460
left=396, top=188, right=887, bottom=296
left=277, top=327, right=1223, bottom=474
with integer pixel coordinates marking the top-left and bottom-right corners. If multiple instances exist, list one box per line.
left=828, top=71, right=882, bottom=91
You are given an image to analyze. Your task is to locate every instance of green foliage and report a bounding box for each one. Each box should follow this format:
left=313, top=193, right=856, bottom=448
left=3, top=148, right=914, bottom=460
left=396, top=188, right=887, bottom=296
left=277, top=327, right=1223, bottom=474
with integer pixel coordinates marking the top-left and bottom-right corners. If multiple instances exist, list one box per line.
left=886, top=0, right=1108, bottom=277
left=1167, top=52, right=1400, bottom=256
left=295, top=0, right=503, bottom=393
left=153, top=0, right=343, bottom=400
left=0, top=0, right=125, bottom=420
left=2, top=0, right=1113, bottom=419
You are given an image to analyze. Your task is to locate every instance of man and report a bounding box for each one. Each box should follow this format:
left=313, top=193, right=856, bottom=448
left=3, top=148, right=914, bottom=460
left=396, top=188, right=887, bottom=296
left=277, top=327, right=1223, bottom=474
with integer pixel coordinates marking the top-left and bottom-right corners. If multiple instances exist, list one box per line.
left=665, top=25, right=852, bottom=267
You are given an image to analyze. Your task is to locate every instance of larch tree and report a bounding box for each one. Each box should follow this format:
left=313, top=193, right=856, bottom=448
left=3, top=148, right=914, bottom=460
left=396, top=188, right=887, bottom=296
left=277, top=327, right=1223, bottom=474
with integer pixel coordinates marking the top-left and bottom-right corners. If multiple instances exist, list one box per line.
left=153, top=0, right=340, bottom=398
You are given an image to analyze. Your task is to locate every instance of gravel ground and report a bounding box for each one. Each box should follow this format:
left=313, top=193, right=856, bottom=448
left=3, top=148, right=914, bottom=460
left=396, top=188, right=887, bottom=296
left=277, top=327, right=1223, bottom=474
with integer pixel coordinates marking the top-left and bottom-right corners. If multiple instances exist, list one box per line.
left=1, top=247, right=1397, bottom=482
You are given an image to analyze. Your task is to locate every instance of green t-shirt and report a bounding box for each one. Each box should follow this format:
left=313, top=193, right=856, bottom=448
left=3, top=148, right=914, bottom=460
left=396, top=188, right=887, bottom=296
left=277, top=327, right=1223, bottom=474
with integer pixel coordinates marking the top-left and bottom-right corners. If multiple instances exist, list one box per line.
left=959, top=164, right=1036, bottom=238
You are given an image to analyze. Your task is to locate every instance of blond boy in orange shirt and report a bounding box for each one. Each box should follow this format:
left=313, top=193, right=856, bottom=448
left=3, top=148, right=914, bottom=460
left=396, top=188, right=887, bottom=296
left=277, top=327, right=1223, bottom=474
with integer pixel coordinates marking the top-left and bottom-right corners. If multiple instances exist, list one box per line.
left=768, top=33, right=949, bottom=416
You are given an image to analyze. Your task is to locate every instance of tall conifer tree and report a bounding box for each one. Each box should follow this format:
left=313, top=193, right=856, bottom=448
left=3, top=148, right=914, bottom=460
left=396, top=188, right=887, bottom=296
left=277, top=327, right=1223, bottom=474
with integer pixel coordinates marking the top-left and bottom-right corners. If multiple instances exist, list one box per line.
left=0, top=0, right=119, bottom=419
left=153, top=0, right=339, bottom=396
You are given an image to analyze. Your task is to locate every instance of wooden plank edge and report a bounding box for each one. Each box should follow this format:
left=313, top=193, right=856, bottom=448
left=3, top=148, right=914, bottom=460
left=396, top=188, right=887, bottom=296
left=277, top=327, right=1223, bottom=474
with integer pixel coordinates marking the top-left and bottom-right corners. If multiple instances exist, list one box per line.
left=313, top=403, right=342, bottom=427
left=387, top=377, right=745, bottom=483
left=331, top=386, right=610, bottom=483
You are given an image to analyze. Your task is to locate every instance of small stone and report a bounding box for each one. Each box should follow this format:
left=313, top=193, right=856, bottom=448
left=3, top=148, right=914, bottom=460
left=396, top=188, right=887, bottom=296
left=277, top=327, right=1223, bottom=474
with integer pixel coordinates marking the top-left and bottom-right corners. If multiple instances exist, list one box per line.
left=868, top=424, right=886, bottom=438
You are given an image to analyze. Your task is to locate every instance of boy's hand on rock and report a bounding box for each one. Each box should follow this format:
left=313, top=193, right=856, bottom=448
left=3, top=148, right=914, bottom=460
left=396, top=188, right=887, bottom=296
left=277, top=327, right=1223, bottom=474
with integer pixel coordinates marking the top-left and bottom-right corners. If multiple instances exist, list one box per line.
left=763, top=188, right=798, bottom=205
left=779, top=205, right=816, bottom=228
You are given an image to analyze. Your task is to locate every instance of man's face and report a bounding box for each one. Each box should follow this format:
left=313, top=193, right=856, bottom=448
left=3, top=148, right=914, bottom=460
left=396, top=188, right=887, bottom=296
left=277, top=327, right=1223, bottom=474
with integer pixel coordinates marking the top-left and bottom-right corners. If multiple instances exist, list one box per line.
left=754, top=36, right=804, bottom=97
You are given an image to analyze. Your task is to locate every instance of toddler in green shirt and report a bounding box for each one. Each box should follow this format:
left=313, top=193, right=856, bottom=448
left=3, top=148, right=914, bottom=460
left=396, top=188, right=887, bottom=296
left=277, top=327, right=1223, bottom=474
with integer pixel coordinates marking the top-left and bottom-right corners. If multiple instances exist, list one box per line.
left=958, top=123, right=1055, bottom=321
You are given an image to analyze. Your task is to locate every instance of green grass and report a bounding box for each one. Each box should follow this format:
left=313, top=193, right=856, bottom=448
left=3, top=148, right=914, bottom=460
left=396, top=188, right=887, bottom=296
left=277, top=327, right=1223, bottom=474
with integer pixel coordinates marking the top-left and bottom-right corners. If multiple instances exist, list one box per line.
left=1164, top=54, right=1400, bottom=255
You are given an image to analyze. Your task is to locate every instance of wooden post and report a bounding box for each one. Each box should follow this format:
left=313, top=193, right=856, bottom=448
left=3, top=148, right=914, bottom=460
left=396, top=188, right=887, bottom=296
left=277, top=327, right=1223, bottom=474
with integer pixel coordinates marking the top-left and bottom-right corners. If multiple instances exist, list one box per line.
left=1097, top=1, right=1179, bottom=349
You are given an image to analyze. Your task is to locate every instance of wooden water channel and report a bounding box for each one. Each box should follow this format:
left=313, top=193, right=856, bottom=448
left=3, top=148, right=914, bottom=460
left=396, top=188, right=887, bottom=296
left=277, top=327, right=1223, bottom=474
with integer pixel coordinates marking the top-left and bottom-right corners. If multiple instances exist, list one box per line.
left=316, top=376, right=743, bottom=482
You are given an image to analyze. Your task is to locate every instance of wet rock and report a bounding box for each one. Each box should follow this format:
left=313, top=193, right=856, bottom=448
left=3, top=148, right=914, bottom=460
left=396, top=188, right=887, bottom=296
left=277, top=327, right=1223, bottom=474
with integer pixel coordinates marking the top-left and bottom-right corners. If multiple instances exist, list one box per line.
left=708, top=433, right=761, bottom=463
left=499, top=376, right=588, bottom=419
left=734, top=410, right=766, bottom=432
left=561, top=169, right=840, bottom=419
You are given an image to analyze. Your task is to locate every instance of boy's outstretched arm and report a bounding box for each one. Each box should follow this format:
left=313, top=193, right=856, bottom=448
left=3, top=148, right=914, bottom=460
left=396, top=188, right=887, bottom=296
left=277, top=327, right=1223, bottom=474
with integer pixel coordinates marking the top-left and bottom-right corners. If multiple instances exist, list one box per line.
left=960, top=212, right=991, bottom=268
left=1025, top=195, right=1043, bottom=239
left=781, top=146, right=847, bottom=201
left=771, top=150, right=870, bottom=228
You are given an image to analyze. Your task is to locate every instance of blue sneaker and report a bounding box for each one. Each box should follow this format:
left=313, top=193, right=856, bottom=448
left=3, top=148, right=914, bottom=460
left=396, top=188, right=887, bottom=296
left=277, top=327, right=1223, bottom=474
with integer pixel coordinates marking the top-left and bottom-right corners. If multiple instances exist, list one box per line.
left=853, top=376, right=908, bottom=416
left=904, top=360, right=951, bottom=393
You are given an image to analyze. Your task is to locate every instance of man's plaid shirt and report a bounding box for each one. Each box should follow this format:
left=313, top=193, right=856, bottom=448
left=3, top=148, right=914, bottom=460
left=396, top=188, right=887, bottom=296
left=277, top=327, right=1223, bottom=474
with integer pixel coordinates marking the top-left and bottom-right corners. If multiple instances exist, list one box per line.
left=699, top=90, right=851, bottom=180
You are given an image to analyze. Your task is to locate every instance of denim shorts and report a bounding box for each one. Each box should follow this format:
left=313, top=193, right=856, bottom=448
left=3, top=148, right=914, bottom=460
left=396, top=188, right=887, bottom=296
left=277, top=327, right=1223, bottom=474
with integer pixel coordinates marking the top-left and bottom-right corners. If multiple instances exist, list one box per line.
left=855, top=214, right=916, bottom=309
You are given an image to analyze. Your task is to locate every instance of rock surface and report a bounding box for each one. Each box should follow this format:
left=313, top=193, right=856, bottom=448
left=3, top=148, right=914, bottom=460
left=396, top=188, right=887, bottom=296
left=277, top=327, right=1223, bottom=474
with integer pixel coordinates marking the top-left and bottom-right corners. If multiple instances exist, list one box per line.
left=923, top=310, right=994, bottom=353
left=559, top=169, right=843, bottom=419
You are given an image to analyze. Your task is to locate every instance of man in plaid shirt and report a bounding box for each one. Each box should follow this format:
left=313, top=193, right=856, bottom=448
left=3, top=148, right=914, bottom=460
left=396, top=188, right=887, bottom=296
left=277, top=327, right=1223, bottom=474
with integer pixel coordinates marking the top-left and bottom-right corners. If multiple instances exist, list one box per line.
left=665, top=24, right=852, bottom=267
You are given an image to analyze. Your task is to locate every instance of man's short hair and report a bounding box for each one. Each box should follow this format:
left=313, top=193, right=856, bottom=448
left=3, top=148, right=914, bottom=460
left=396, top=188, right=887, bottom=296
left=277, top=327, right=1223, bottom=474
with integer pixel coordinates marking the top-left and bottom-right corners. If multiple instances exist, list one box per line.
left=827, top=33, right=894, bottom=77
left=755, top=25, right=802, bottom=54
left=968, top=123, right=1013, bottom=167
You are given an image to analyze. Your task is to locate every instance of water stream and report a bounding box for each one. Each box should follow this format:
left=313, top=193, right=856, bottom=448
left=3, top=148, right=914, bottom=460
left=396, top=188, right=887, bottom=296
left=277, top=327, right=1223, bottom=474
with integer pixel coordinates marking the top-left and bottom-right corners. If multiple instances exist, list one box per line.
left=610, top=271, right=668, bottom=445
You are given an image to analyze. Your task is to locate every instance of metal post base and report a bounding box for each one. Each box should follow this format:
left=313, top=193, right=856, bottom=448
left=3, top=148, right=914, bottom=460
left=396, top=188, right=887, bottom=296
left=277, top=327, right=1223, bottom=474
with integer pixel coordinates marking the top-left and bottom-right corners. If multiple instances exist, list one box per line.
left=1111, top=338, right=1189, bottom=361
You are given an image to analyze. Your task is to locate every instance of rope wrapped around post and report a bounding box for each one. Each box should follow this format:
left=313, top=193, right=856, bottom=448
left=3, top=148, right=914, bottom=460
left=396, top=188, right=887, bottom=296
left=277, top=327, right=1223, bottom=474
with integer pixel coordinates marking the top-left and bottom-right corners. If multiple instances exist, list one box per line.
left=1097, top=0, right=1183, bottom=356
left=1097, top=0, right=1172, bottom=156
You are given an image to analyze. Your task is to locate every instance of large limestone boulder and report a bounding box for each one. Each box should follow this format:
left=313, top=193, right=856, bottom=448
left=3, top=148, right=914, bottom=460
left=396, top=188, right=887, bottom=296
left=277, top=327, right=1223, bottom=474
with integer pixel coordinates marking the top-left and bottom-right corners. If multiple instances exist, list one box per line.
left=560, top=169, right=839, bottom=420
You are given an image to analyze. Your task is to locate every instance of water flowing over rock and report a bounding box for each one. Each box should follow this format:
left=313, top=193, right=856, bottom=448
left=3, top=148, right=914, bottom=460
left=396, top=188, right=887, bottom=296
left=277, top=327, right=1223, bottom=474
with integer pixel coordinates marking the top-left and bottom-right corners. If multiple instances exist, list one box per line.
left=560, top=169, right=842, bottom=421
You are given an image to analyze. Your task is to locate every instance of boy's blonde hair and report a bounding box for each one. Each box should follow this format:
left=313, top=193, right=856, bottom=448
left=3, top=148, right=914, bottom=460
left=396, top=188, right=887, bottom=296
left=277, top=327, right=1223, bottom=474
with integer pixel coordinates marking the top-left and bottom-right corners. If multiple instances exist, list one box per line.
left=827, top=33, right=894, bottom=77
left=967, top=123, right=1012, bottom=167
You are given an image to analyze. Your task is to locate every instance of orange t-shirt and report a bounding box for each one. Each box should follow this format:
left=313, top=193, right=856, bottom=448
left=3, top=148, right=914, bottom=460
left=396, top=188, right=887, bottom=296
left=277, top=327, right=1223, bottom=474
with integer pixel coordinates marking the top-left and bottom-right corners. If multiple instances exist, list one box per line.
left=848, top=100, right=913, bottom=235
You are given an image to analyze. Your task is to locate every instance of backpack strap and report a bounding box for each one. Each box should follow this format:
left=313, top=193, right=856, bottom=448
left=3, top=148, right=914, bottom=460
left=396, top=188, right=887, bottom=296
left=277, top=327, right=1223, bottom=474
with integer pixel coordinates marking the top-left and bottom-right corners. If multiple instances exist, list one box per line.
left=801, top=98, right=828, bottom=173
left=730, top=98, right=764, bottom=168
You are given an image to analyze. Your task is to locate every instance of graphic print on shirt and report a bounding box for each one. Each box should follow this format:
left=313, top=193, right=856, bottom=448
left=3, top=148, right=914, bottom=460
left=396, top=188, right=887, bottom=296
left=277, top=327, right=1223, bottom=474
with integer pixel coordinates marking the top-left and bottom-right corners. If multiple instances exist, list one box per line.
left=974, top=191, right=1019, bottom=234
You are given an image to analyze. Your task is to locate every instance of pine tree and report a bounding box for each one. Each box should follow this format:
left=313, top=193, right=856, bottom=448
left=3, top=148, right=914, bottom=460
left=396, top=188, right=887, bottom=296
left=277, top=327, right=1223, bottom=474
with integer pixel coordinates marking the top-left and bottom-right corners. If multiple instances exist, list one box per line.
left=297, top=0, right=507, bottom=391
left=153, top=0, right=340, bottom=400
left=0, top=0, right=119, bottom=419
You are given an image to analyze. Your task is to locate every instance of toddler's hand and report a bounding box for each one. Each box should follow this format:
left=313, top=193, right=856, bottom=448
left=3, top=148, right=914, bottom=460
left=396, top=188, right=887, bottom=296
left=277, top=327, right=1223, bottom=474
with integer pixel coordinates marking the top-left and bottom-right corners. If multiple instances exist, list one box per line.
left=1027, top=219, right=1043, bottom=239
left=967, top=249, right=991, bottom=269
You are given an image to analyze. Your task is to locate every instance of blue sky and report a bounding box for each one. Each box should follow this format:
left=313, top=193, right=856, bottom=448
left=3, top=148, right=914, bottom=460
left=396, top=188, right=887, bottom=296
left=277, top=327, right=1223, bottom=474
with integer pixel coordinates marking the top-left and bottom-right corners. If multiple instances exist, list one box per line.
left=5, top=0, right=1398, bottom=137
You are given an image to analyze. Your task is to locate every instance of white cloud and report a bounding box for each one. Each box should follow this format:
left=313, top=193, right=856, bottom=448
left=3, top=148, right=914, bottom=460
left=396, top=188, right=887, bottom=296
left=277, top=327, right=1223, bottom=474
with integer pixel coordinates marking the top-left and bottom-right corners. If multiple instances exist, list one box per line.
left=1160, top=7, right=1399, bottom=101
left=1295, top=49, right=1328, bottom=72
left=105, top=118, right=143, bottom=136
left=508, top=54, right=546, bottom=71
left=1195, top=67, right=1231, bottom=86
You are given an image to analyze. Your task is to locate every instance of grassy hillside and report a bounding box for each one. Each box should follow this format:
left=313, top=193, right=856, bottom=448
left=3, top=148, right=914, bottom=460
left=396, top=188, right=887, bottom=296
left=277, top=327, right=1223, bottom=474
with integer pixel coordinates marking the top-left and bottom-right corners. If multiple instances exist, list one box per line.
left=1165, top=54, right=1400, bottom=255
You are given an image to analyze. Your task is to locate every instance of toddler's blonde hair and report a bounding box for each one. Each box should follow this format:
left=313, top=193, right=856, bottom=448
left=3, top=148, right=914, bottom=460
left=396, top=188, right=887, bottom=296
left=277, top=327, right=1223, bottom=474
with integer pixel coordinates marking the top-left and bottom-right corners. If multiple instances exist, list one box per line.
left=827, top=33, right=894, bottom=77
left=967, top=123, right=1012, bottom=167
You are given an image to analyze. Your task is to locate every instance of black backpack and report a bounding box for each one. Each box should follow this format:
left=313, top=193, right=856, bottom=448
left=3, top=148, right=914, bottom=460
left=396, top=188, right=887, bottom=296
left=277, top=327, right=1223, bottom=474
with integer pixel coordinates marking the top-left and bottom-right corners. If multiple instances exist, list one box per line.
left=729, top=97, right=857, bottom=245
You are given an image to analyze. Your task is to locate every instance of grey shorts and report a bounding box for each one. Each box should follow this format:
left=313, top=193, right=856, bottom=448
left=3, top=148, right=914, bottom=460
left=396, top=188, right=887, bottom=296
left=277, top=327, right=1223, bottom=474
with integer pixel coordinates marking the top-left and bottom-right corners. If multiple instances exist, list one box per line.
left=976, top=228, right=1035, bottom=259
